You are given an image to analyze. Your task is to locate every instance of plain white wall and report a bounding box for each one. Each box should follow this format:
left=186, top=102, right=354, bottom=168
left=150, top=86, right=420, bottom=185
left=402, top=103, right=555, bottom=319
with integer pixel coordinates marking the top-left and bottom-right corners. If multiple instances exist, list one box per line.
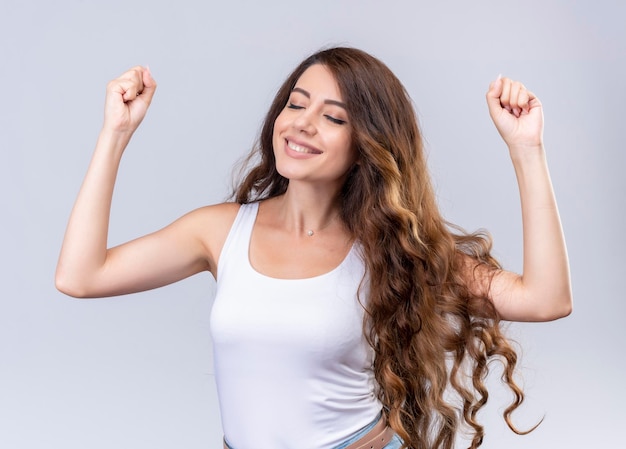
left=1, top=0, right=624, bottom=447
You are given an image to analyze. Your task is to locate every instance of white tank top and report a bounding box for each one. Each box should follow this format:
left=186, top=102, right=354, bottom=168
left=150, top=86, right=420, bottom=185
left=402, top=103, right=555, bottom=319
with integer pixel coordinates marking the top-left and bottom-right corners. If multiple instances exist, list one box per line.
left=210, top=202, right=381, bottom=449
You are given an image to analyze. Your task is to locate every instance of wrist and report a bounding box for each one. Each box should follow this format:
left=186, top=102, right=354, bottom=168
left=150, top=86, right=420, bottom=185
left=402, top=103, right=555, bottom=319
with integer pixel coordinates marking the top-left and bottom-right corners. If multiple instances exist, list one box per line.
left=508, top=143, right=546, bottom=164
left=96, top=127, right=133, bottom=158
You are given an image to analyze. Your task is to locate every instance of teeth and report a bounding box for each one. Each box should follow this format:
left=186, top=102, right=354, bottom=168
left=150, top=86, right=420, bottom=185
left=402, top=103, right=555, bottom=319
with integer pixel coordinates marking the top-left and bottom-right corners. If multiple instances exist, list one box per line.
left=288, top=140, right=317, bottom=154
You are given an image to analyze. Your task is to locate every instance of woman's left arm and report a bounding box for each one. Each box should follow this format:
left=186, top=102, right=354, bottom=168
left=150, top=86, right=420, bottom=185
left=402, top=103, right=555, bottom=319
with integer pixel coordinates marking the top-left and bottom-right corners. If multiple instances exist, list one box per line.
left=483, top=76, right=572, bottom=322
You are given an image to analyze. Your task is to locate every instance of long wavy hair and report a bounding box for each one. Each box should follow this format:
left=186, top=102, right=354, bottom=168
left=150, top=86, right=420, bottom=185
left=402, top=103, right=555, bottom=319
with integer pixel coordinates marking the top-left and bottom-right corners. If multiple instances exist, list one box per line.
left=234, top=47, right=529, bottom=449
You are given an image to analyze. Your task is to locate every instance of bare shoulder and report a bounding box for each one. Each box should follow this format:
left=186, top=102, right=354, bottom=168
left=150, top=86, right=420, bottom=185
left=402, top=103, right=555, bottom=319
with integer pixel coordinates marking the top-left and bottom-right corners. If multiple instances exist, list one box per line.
left=185, top=202, right=240, bottom=223
left=194, top=202, right=241, bottom=240
left=181, top=202, right=241, bottom=276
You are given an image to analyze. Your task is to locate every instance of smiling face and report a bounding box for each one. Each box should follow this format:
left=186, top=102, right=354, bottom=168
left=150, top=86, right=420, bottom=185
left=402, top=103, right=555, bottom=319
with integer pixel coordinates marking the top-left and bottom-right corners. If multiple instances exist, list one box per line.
left=272, top=64, right=356, bottom=191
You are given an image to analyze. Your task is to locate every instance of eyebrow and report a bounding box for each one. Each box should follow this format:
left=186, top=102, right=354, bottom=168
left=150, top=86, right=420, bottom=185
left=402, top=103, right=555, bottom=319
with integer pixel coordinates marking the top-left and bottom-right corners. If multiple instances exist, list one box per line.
left=291, top=87, right=347, bottom=109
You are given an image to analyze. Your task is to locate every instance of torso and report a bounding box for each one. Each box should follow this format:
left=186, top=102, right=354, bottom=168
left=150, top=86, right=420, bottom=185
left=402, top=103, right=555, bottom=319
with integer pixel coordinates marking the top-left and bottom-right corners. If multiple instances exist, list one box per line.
left=210, top=201, right=381, bottom=449
left=249, top=197, right=354, bottom=279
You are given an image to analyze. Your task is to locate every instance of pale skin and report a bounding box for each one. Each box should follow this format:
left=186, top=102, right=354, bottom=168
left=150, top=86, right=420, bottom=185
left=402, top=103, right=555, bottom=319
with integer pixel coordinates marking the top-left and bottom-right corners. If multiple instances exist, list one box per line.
left=55, top=64, right=572, bottom=322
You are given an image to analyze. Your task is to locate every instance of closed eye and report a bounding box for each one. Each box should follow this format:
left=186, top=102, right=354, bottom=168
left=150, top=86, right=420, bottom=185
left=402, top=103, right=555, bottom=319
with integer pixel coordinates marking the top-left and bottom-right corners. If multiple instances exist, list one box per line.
left=287, top=103, right=304, bottom=110
left=325, top=115, right=346, bottom=125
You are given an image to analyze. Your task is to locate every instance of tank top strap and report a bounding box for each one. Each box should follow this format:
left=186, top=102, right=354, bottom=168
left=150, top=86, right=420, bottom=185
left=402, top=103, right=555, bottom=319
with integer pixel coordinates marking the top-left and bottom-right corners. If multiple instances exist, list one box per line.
left=216, top=202, right=258, bottom=282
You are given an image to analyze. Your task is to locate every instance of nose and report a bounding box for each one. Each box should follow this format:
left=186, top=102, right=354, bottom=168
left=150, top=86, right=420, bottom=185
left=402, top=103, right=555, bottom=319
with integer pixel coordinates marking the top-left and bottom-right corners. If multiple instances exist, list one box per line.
left=292, top=109, right=317, bottom=135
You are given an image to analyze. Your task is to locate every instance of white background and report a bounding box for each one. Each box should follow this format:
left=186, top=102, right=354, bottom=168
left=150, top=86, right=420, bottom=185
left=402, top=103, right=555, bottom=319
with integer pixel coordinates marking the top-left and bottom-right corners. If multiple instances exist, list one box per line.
left=1, top=0, right=624, bottom=447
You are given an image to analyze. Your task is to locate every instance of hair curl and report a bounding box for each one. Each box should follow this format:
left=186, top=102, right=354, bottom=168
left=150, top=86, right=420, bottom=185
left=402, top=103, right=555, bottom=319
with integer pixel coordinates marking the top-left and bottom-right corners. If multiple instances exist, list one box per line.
left=234, top=47, right=530, bottom=449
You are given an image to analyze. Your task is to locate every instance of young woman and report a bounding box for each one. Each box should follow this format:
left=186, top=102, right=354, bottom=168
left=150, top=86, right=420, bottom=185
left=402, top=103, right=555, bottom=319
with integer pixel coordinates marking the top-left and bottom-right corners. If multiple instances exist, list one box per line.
left=56, top=47, right=572, bottom=449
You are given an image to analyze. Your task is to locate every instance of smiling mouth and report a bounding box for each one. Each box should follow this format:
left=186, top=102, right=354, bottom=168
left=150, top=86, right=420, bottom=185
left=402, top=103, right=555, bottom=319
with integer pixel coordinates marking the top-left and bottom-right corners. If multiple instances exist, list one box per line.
left=287, top=140, right=322, bottom=155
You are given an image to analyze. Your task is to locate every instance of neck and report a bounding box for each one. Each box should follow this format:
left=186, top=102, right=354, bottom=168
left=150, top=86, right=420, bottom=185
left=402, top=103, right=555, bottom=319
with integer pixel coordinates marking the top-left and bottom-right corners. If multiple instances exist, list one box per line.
left=274, top=184, right=342, bottom=236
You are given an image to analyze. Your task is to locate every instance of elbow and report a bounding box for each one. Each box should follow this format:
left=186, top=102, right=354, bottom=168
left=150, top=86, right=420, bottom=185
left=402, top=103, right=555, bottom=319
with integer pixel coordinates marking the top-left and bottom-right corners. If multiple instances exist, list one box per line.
left=55, top=277, right=85, bottom=298
left=556, top=285, right=574, bottom=319
left=55, top=269, right=92, bottom=299
left=549, top=304, right=572, bottom=321
left=542, top=292, right=573, bottom=321
left=558, top=294, right=573, bottom=319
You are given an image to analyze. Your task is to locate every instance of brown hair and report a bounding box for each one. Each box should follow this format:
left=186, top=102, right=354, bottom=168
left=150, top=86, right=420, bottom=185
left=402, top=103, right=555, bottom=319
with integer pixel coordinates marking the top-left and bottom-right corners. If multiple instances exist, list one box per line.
left=235, top=47, right=528, bottom=449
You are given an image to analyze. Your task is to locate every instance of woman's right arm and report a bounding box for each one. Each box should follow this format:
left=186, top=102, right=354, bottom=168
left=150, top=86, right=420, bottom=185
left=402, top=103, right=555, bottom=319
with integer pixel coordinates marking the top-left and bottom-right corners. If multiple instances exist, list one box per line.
left=55, top=66, right=236, bottom=298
